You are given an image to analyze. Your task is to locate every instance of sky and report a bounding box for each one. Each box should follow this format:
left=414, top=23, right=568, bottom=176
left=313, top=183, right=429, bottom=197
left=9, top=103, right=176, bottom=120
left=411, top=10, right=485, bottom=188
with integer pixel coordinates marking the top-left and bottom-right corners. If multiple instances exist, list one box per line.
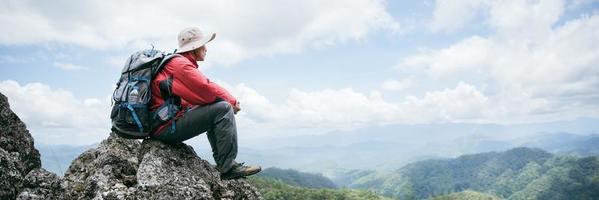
left=0, top=0, right=598, bottom=146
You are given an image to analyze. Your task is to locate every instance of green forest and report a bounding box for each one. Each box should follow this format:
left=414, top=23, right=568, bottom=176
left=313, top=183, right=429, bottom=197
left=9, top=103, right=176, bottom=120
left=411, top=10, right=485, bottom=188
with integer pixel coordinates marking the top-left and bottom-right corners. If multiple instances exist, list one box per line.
left=257, top=167, right=338, bottom=189
left=250, top=147, right=599, bottom=200
left=345, top=147, right=599, bottom=199
left=248, top=176, right=390, bottom=200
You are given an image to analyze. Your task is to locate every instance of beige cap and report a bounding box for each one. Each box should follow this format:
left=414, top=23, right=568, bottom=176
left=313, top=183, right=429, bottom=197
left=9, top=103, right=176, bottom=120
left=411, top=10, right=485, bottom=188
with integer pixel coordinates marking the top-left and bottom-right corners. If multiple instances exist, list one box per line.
left=177, top=27, right=216, bottom=53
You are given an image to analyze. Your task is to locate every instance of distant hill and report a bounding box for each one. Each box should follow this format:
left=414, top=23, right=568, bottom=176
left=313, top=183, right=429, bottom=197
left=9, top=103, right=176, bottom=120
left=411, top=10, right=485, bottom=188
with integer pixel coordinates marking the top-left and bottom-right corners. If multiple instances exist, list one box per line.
left=520, top=133, right=599, bottom=156
left=258, top=167, right=338, bottom=189
left=232, top=120, right=599, bottom=173
left=345, top=147, right=599, bottom=199
left=248, top=176, right=390, bottom=200
left=36, top=143, right=97, bottom=176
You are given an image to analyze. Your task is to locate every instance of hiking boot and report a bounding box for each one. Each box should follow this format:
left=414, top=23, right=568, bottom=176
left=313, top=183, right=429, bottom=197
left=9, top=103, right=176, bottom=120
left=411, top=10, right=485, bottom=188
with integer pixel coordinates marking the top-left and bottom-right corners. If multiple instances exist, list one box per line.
left=221, top=162, right=261, bottom=180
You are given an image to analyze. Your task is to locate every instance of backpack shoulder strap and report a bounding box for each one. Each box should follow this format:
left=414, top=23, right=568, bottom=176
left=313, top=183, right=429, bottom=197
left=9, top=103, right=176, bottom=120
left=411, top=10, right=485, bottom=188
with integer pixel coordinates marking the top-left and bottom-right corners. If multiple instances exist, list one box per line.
left=152, top=53, right=183, bottom=78
left=158, top=54, right=182, bottom=68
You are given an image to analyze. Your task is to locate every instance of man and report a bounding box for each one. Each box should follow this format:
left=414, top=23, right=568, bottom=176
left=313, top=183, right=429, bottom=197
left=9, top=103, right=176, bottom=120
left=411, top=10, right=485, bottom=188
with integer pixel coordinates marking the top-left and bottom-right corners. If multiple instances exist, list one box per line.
left=150, top=27, right=261, bottom=179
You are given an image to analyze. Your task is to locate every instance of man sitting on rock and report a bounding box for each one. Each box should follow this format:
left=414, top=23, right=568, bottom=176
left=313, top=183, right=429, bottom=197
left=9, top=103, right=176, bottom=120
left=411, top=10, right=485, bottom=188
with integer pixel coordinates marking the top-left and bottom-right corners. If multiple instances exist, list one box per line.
left=150, top=27, right=261, bottom=179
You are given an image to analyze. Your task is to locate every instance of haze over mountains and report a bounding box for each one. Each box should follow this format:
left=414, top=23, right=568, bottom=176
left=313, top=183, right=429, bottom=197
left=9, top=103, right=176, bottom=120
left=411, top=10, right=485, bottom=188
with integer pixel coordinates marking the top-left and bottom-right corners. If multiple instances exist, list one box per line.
left=38, top=118, right=599, bottom=177
left=31, top=115, right=599, bottom=199
left=234, top=118, right=599, bottom=172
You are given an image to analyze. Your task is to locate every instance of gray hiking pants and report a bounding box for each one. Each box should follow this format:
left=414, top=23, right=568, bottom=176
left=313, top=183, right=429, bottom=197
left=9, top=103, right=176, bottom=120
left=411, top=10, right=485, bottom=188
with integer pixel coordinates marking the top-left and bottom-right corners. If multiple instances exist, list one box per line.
left=153, top=101, right=238, bottom=173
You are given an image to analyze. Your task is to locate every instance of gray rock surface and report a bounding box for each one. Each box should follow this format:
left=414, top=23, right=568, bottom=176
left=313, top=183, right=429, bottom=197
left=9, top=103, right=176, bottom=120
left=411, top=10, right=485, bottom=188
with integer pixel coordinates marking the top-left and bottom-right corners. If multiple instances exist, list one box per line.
left=0, top=92, right=49, bottom=199
left=1, top=92, right=263, bottom=199
left=135, top=139, right=262, bottom=200
left=0, top=147, right=25, bottom=198
left=17, top=168, right=64, bottom=200
left=0, top=92, right=41, bottom=174
left=62, top=133, right=141, bottom=199
left=62, top=134, right=263, bottom=200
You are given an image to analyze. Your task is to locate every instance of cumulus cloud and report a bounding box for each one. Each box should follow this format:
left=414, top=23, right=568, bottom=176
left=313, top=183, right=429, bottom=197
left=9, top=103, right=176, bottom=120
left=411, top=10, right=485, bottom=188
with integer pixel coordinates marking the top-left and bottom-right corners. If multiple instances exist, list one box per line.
left=400, top=36, right=492, bottom=77
left=227, top=83, right=400, bottom=135
left=429, top=0, right=485, bottom=32
left=429, top=0, right=564, bottom=36
left=400, top=82, right=489, bottom=122
left=0, top=80, right=110, bottom=145
left=0, top=0, right=399, bottom=65
left=400, top=0, right=599, bottom=123
left=1, top=77, right=591, bottom=142
left=224, top=81, right=575, bottom=136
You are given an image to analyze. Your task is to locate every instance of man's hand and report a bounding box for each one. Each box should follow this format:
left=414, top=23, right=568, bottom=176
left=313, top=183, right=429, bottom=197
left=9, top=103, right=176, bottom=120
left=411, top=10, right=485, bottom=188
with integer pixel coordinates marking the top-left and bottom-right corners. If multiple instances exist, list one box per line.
left=233, top=101, right=241, bottom=114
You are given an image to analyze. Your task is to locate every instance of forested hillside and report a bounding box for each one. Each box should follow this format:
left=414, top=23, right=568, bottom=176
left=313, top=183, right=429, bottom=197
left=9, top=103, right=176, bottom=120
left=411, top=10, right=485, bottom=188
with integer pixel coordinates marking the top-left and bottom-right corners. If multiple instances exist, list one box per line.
left=257, top=167, right=338, bottom=189
left=248, top=176, right=390, bottom=200
left=344, top=147, right=599, bottom=199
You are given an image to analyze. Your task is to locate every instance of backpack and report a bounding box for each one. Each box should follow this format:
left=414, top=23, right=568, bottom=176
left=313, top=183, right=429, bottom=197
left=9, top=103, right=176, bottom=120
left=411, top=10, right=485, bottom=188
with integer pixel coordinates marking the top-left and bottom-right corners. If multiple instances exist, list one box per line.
left=110, top=49, right=180, bottom=139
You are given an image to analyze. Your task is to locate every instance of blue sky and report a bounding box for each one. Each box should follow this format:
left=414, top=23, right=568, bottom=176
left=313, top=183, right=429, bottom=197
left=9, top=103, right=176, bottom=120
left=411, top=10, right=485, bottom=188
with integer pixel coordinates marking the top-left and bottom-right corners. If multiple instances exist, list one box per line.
left=1, top=0, right=598, bottom=145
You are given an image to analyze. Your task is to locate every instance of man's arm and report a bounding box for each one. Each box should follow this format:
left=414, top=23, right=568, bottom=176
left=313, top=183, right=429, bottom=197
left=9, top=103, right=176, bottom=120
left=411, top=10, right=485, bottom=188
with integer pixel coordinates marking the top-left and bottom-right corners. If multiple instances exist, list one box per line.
left=171, top=62, right=238, bottom=106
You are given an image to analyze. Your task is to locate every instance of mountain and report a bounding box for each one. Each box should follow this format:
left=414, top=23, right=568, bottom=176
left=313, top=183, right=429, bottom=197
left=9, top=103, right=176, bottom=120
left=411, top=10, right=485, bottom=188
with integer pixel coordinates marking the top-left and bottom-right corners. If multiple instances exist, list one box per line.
left=257, top=167, right=338, bottom=189
left=248, top=176, right=390, bottom=200
left=346, top=147, right=599, bottom=199
left=41, top=131, right=599, bottom=180
left=0, top=92, right=263, bottom=199
left=228, top=119, right=599, bottom=174
left=519, top=132, right=599, bottom=156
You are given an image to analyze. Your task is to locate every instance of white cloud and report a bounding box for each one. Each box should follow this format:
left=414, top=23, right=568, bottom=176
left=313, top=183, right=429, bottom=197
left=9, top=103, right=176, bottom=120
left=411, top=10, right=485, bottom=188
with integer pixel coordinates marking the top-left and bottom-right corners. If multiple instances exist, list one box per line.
left=400, top=36, right=492, bottom=77
left=0, top=0, right=399, bottom=65
left=1, top=78, right=593, bottom=143
left=487, top=0, right=564, bottom=41
left=0, top=80, right=110, bottom=145
left=429, top=0, right=564, bottom=36
left=400, top=82, right=489, bottom=122
left=225, top=82, right=573, bottom=137
left=429, top=0, right=485, bottom=32
left=381, top=79, right=412, bottom=91
left=400, top=0, right=599, bottom=123
left=229, top=83, right=400, bottom=136
left=53, top=62, right=88, bottom=71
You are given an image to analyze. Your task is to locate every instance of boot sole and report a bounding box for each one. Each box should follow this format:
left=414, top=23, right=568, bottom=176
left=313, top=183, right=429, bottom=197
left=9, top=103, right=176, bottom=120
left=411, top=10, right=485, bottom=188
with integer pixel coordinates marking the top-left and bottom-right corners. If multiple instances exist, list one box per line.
left=221, top=168, right=262, bottom=180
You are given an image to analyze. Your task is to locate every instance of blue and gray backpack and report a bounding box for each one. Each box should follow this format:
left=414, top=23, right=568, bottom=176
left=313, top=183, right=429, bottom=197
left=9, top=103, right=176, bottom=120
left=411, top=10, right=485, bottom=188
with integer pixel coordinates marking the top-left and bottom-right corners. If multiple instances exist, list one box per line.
left=110, top=49, right=181, bottom=139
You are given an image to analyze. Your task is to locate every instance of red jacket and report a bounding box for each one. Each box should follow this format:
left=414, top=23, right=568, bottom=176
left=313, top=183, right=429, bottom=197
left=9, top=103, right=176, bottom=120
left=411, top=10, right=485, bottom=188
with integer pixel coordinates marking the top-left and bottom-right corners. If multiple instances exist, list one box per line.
left=150, top=52, right=237, bottom=136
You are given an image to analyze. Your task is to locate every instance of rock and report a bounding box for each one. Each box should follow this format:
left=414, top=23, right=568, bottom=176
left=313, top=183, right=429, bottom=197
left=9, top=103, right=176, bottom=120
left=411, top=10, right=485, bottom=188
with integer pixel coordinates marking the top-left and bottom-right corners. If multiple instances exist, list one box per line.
left=62, top=133, right=262, bottom=200
left=0, top=147, right=25, bottom=198
left=135, top=139, right=262, bottom=200
left=0, top=92, right=46, bottom=199
left=62, top=133, right=141, bottom=199
left=17, top=168, right=64, bottom=200
left=0, top=92, right=41, bottom=175
left=1, top=92, right=263, bottom=200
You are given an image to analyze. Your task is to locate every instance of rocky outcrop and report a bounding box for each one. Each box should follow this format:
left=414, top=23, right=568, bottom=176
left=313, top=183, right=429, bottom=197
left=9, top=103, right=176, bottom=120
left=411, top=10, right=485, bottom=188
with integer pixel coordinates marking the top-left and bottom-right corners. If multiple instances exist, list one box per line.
left=135, top=139, right=261, bottom=199
left=62, top=134, right=262, bottom=199
left=61, top=133, right=141, bottom=199
left=0, top=147, right=25, bottom=198
left=0, top=92, right=262, bottom=199
left=1, top=92, right=59, bottom=199
left=17, top=168, right=65, bottom=200
left=0, top=93, right=41, bottom=174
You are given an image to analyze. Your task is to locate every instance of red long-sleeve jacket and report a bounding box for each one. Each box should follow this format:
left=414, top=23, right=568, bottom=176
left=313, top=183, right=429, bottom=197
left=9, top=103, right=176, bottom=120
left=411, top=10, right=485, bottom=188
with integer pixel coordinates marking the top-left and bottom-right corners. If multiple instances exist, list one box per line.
left=150, top=52, right=237, bottom=136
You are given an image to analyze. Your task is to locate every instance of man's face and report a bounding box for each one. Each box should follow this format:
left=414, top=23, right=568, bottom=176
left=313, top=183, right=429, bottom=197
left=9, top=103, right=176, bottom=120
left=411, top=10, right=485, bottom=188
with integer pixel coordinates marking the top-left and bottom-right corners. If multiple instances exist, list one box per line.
left=195, top=46, right=207, bottom=61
